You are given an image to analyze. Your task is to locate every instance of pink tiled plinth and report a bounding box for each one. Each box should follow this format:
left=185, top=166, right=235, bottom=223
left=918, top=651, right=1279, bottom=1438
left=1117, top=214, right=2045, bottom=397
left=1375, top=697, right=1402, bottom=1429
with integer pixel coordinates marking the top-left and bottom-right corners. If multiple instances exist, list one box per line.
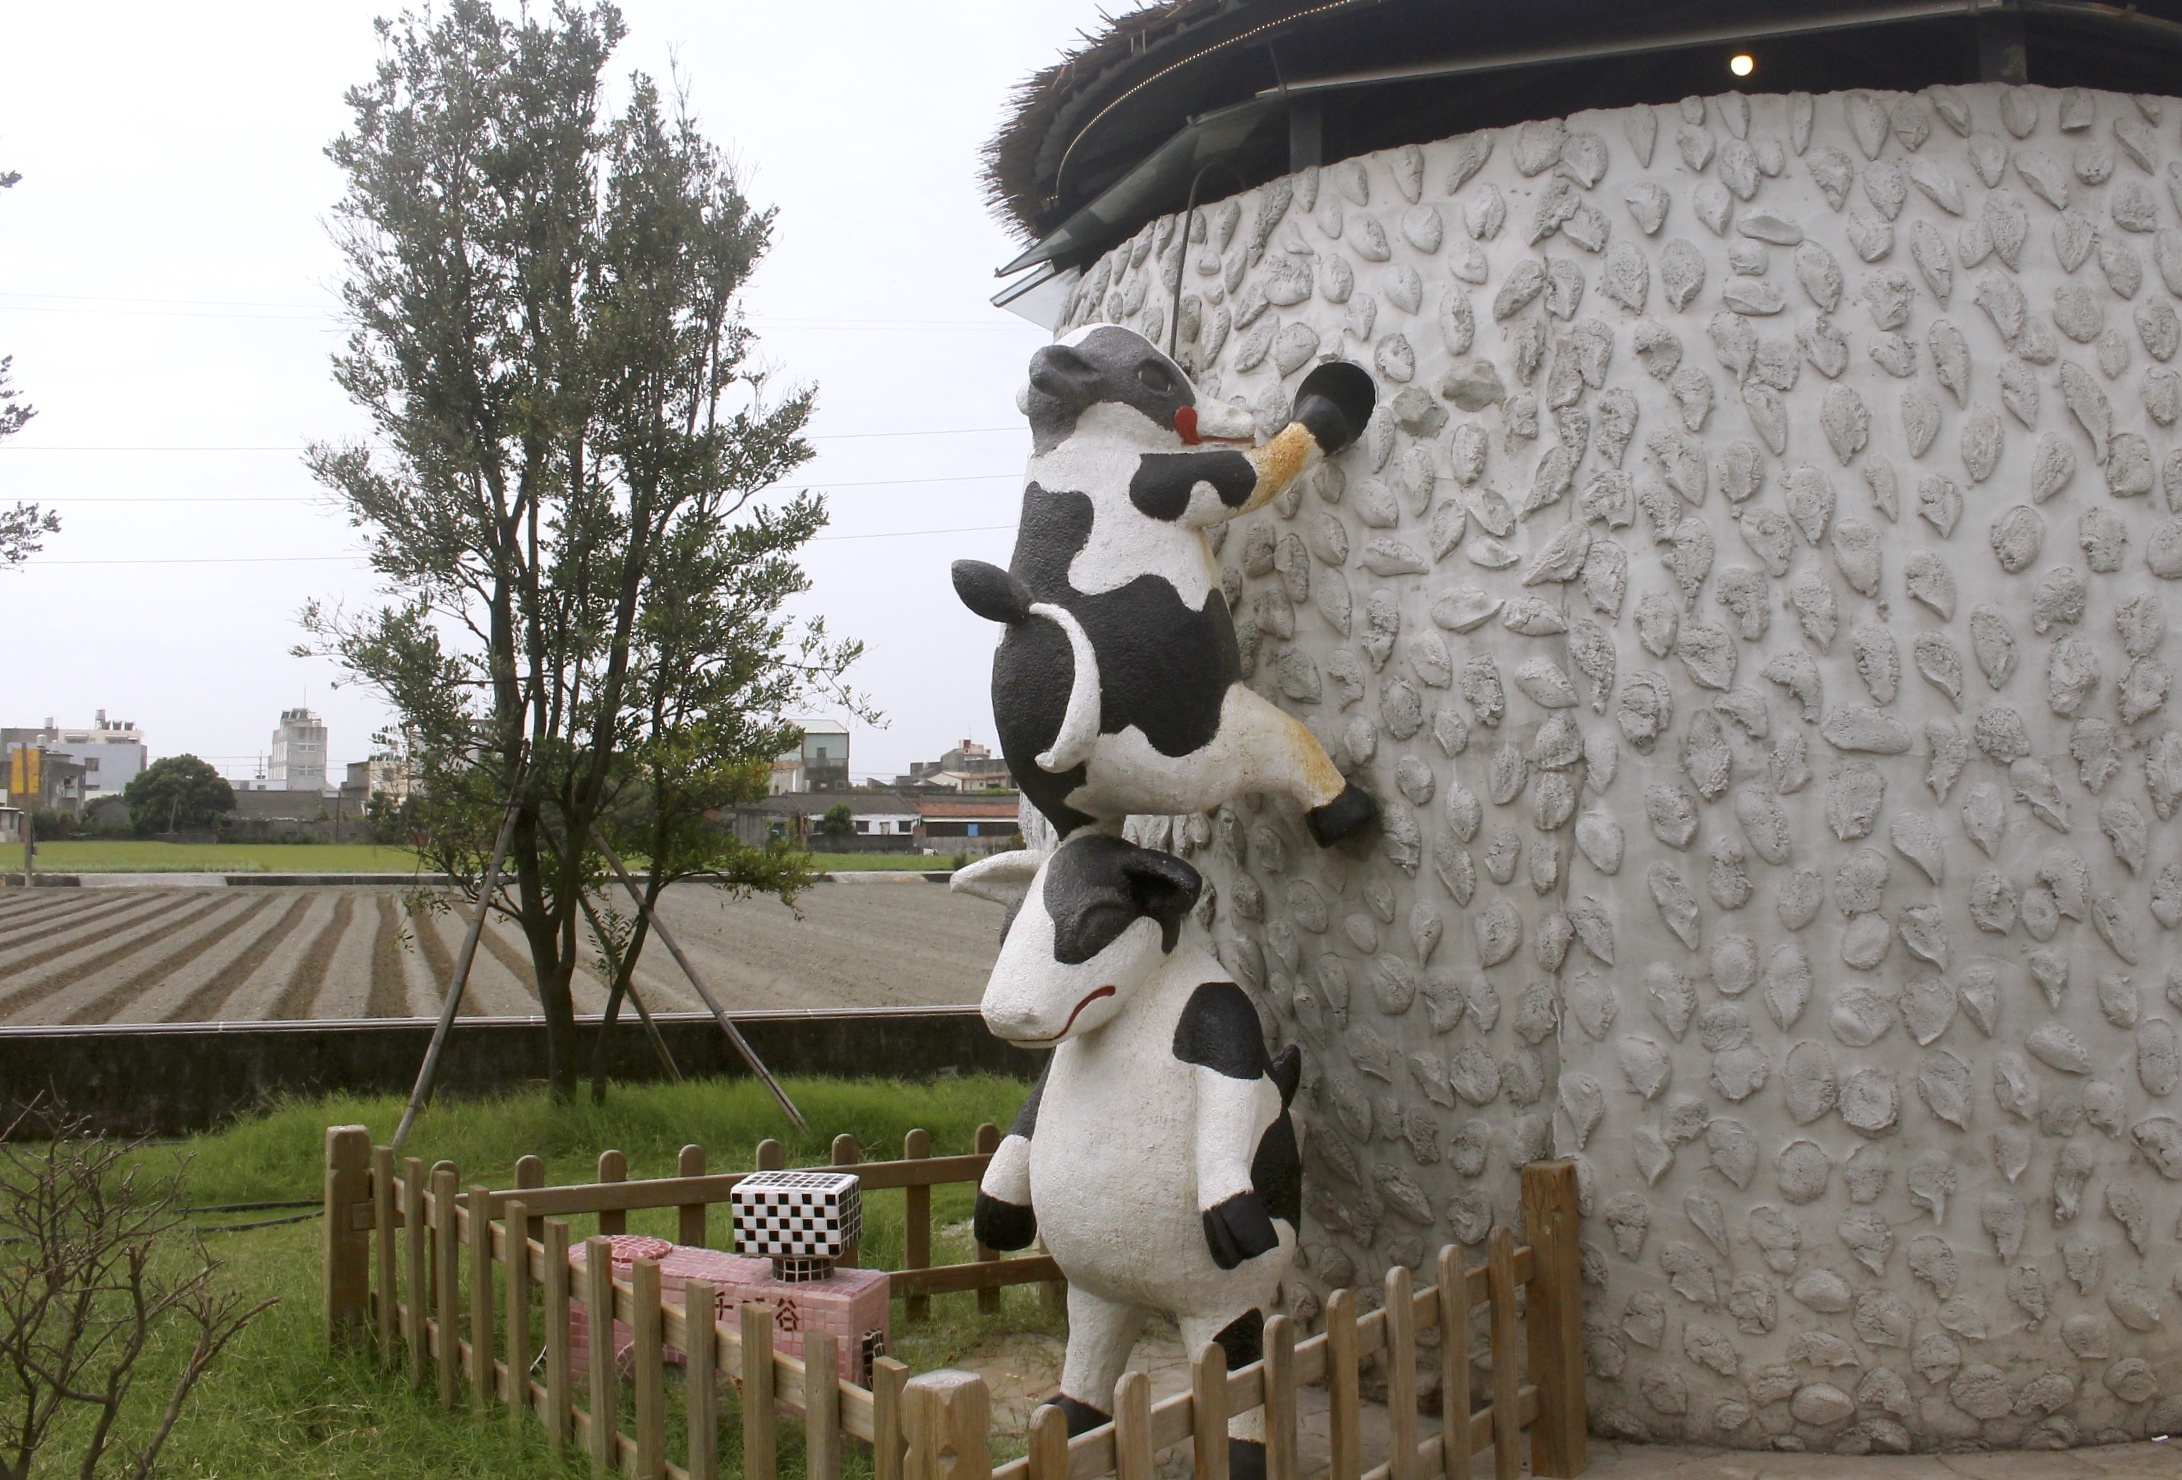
left=569, top=1236, right=889, bottom=1385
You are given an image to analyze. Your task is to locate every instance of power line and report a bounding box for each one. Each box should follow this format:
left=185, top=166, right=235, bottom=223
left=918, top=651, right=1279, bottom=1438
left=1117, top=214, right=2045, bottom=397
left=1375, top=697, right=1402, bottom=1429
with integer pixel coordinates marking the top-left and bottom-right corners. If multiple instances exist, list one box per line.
left=14, top=522, right=1015, bottom=566
left=0, top=426, right=1022, bottom=452
left=0, top=293, right=1032, bottom=332
left=26, top=472, right=1021, bottom=503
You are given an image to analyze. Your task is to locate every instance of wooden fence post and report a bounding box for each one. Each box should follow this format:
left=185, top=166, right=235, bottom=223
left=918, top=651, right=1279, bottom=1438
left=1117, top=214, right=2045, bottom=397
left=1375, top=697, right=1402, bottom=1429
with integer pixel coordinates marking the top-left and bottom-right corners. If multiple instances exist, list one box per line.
left=972, top=1124, right=1001, bottom=1314
left=598, top=1149, right=628, bottom=1237
left=403, top=1157, right=427, bottom=1386
left=1113, top=1370, right=1153, bottom=1480
left=322, top=1125, right=372, bottom=1353
left=1384, top=1265, right=1419, bottom=1480
left=872, top=1356, right=910, bottom=1480
left=506, top=1198, right=532, bottom=1432
left=633, top=1258, right=667, bottom=1479
left=678, top=1144, right=707, bottom=1247
left=468, top=1183, right=494, bottom=1412
left=544, top=1219, right=573, bottom=1457
left=1521, top=1160, right=1587, bottom=1478
left=1485, top=1227, right=1520, bottom=1480
left=585, top=1236, right=618, bottom=1475
left=755, top=1138, right=785, bottom=1171
left=833, top=1135, right=861, bottom=1267
left=805, top=1329, right=842, bottom=1480
left=515, top=1153, right=545, bottom=1247
left=903, top=1129, right=931, bottom=1323
left=1435, top=1246, right=1472, bottom=1480
left=1025, top=1402, right=1068, bottom=1480
left=741, top=1302, right=777, bottom=1480
left=1191, top=1341, right=1229, bottom=1480
left=904, top=1370, right=990, bottom=1480
left=433, top=1164, right=460, bottom=1410
left=1325, top=1289, right=1360, bottom=1480
left=372, top=1145, right=396, bottom=1362
left=1262, top=1315, right=1297, bottom=1480
left=684, top=1277, right=720, bottom=1480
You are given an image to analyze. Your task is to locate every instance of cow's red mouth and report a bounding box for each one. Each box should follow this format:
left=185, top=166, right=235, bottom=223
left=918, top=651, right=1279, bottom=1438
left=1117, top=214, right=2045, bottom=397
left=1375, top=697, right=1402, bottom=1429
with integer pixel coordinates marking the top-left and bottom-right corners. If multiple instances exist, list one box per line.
left=1015, top=985, right=1116, bottom=1045
left=1173, top=406, right=1249, bottom=447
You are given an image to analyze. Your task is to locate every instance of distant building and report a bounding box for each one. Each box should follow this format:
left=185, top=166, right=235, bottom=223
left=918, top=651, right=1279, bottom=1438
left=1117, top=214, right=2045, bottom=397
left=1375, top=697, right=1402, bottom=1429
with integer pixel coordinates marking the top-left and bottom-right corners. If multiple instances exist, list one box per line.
left=769, top=720, right=850, bottom=793
left=0, top=747, right=88, bottom=816
left=268, top=708, right=328, bottom=791
left=899, top=739, right=1011, bottom=789
left=1, top=711, right=147, bottom=799
left=915, top=795, right=1023, bottom=843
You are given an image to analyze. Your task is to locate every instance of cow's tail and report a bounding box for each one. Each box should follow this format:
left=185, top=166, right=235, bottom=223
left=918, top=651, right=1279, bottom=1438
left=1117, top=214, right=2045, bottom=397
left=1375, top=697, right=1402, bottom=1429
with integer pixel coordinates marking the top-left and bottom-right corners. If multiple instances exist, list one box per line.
left=950, top=559, right=1101, bottom=775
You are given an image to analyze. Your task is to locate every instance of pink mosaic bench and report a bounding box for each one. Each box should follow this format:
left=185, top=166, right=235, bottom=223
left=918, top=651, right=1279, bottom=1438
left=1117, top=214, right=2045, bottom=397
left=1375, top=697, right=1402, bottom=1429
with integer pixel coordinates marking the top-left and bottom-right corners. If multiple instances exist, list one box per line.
left=569, top=1235, right=890, bottom=1385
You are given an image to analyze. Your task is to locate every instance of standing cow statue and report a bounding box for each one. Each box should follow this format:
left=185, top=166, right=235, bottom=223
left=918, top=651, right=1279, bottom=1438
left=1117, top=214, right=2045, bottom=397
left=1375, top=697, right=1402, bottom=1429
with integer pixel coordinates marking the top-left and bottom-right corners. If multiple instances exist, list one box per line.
left=952, top=324, right=1378, bottom=846
left=954, top=832, right=1300, bottom=1478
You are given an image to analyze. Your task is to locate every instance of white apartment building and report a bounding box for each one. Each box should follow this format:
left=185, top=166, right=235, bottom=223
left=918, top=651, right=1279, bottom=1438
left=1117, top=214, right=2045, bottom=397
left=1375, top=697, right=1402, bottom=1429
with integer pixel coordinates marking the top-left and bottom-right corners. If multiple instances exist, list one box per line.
left=268, top=708, right=328, bottom=791
left=0, top=711, right=148, bottom=798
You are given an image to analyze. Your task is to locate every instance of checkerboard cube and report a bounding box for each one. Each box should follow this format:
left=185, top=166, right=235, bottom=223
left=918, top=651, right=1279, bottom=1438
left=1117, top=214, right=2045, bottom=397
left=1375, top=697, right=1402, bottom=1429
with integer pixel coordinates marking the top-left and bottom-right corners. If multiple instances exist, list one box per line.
left=730, top=1170, right=862, bottom=1278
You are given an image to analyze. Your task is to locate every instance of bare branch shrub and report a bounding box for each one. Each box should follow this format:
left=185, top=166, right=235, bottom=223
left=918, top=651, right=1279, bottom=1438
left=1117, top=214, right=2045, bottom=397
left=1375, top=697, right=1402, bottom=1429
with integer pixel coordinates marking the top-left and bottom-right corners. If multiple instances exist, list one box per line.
left=0, top=1107, right=275, bottom=1480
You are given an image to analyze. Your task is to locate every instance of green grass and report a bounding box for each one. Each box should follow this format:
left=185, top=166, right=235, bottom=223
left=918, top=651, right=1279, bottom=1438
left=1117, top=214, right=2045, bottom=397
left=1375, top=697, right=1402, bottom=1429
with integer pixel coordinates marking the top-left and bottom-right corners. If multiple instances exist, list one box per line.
left=80, top=1075, right=1044, bottom=1478
left=29, top=839, right=427, bottom=874
left=805, top=853, right=958, bottom=872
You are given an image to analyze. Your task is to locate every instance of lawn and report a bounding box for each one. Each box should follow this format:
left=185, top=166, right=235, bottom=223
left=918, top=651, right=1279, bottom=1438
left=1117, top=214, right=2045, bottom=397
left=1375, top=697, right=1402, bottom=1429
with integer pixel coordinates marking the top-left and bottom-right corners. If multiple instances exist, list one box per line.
left=805, top=852, right=961, bottom=872
left=43, top=1075, right=1043, bottom=1479
left=28, top=839, right=427, bottom=874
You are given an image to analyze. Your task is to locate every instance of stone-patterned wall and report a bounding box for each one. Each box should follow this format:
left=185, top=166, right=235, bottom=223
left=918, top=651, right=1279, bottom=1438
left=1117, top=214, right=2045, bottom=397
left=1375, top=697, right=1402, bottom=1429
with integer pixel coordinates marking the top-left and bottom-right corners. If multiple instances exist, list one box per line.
left=1050, top=83, right=2182, bottom=1451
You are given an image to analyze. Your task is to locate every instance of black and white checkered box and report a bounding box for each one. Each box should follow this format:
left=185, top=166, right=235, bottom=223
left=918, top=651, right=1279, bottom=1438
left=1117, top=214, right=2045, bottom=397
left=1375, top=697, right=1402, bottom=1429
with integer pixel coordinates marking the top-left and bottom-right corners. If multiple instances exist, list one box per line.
left=730, top=1170, right=863, bottom=1263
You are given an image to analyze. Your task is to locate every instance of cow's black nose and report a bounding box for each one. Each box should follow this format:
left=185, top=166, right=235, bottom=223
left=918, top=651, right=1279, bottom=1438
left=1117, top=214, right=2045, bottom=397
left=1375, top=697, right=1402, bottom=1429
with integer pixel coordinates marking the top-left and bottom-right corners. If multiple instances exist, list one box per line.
left=1292, top=361, right=1374, bottom=455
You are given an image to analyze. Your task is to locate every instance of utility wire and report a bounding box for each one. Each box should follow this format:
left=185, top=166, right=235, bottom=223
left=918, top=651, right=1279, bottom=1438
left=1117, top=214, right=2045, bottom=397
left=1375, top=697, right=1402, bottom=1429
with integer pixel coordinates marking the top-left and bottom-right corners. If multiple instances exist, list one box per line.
left=0, top=425, right=1022, bottom=451
left=27, top=471, right=1021, bottom=502
left=17, top=523, right=1016, bottom=566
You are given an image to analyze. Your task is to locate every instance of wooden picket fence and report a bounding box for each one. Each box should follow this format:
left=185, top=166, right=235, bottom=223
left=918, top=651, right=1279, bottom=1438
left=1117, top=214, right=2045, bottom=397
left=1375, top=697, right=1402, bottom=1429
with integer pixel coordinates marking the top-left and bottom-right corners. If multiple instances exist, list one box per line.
left=324, top=1126, right=1585, bottom=1480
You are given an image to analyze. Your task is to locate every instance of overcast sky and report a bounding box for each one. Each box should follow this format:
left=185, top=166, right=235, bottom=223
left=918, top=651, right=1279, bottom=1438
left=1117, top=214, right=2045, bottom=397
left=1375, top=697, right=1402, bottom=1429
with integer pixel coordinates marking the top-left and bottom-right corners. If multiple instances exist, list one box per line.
left=0, top=2, right=1108, bottom=784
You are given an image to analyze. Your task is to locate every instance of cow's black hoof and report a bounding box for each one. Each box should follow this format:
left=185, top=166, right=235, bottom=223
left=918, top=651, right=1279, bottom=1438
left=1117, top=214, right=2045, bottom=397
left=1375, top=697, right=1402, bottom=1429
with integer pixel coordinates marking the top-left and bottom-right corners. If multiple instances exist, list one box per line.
left=1306, top=782, right=1377, bottom=847
left=1047, top=1394, right=1111, bottom=1438
left=1230, top=1439, right=1268, bottom=1480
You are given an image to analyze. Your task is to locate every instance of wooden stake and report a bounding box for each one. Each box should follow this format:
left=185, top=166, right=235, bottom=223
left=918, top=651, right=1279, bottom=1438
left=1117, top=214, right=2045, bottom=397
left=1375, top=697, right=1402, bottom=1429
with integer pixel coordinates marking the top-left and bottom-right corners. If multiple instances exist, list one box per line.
left=805, top=1329, right=842, bottom=1480
left=403, top=1157, right=427, bottom=1388
left=1192, top=1340, right=1230, bottom=1480
left=1521, top=1161, right=1587, bottom=1478
left=372, top=1144, right=396, bottom=1362
left=322, top=1126, right=371, bottom=1352
left=1263, top=1314, right=1297, bottom=1480
left=973, top=1123, right=1001, bottom=1315
left=592, top=827, right=806, bottom=1130
left=903, top=1129, right=931, bottom=1323
left=872, top=1357, right=909, bottom=1480
left=585, top=1236, right=619, bottom=1475
left=597, top=1149, right=627, bottom=1237
left=1326, top=1288, right=1361, bottom=1480
left=904, top=1370, right=990, bottom=1480
left=633, top=1259, right=666, bottom=1479
left=545, top=1220, right=573, bottom=1457
left=1486, top=1227, right=1521, bottom=1480
left=1025, top=1402, right=1069, bottom=1480
left=1436, top=1246, right=1472, bottom=1480
left=468, top=1183, right=494, bottom=1412
left=683, top=1277, right=719, bottom=1480
left=741, top=1302, right=777, bottom=1480
left=506, top=1198, right=531, bottom=1432
left=1113, top=1370, right=1154, bottom=1480
left=433, top=1165, right=460, bottom=1410
left=678, top=1144, right=707, bottom=1247
left=1385, top=1265, right=1420, bottom=1480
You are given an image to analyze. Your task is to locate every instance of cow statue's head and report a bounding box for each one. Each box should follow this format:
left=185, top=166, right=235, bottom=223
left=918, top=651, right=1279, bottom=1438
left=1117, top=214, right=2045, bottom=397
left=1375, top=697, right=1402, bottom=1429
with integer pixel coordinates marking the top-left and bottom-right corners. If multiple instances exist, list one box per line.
left=952, top=832, right=1203, bottom=1045
left=1018, top=324, right=1257, bottom=456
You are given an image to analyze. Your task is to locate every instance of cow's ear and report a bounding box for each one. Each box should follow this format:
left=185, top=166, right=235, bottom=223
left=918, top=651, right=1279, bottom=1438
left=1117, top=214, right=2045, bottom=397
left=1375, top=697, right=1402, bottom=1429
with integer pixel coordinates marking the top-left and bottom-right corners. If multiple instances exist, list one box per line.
left=1124, top=850, right=1202, bottom=950
left=1027, top=344, right=1098, bottom=412
left=953, top=849, right=1046, bottom=909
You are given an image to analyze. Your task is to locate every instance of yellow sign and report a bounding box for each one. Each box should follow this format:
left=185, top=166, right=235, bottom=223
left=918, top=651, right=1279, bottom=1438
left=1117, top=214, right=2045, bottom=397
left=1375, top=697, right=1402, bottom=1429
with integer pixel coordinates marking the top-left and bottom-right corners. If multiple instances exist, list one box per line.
left=7, top=746, right=38, bottom=799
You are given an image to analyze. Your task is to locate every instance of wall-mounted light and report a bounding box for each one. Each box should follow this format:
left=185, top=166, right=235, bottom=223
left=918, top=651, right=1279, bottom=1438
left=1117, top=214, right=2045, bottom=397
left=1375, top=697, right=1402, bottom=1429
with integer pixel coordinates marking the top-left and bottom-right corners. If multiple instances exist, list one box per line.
left=1729, top=53, right=1755, bottom=77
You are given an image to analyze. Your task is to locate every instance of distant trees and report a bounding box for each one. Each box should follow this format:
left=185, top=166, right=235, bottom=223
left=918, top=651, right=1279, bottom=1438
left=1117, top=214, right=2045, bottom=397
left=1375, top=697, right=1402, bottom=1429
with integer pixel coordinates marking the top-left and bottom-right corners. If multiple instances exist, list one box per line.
left=0, top=167, right=57, bottom=569
left=302, top=1, right=866, bottom=1099
left=818, top=801, right=855, bottom=838
left=122, top=756, right=235, bottom=835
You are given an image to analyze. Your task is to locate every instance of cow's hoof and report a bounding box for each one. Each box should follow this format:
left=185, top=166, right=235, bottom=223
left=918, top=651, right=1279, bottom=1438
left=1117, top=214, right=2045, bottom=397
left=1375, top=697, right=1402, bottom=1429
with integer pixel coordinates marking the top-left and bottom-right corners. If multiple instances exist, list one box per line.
left=1230, top=1440, right=1268, bottom=1480
left=1047, top=1394, right=1111, bottom=1438
left=1306, top=782, right=1378, bottom=847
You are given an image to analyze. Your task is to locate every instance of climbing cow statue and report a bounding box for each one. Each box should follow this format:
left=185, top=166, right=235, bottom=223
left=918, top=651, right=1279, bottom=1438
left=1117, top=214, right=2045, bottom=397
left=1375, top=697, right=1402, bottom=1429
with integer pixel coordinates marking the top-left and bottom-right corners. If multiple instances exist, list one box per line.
left=954, top=834, right=1300, bottom=1479
left=952, top=324, right=1378, bottom=846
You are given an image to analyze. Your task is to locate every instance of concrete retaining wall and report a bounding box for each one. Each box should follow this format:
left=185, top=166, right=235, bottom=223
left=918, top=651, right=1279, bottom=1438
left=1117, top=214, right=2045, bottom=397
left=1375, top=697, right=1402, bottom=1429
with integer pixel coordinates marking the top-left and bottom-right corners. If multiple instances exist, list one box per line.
left=0, top=1006, right=1041, bottom=1136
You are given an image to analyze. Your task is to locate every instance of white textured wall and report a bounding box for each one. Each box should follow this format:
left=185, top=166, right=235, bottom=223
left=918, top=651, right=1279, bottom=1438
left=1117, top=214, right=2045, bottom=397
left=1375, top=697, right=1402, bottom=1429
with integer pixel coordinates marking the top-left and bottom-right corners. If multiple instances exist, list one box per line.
left=1054, top=83, right=2182, bottom=1452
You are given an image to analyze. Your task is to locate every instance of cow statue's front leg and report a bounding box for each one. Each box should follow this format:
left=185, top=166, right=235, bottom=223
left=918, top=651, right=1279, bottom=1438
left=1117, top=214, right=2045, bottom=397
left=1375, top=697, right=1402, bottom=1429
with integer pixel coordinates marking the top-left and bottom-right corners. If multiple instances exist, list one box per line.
left=1179, top=1307, right=1272, bottom=1480
left=1054, top=1288, right=1149, bottom=1436
left=972, top=1065, right=1043, bottom=1251
left=1174, top=982, right=1293, bottom=1268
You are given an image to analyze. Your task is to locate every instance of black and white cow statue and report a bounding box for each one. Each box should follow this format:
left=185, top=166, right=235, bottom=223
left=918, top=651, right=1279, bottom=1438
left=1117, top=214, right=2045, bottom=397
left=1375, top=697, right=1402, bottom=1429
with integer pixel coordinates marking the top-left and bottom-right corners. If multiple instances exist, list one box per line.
left=952, top=325, right=1378, bottom=847
left=954, top=832, right=1300, bottom=1478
